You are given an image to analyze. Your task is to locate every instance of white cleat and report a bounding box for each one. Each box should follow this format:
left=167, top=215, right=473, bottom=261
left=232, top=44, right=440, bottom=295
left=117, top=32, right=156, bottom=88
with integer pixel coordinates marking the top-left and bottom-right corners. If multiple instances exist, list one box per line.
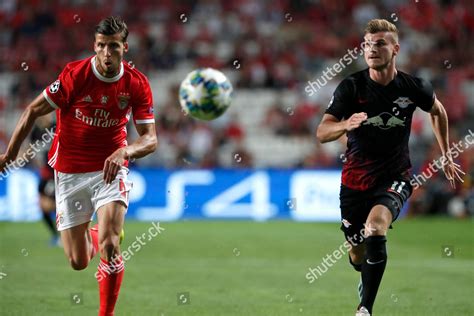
left=355, top=306, right=370, bottom=316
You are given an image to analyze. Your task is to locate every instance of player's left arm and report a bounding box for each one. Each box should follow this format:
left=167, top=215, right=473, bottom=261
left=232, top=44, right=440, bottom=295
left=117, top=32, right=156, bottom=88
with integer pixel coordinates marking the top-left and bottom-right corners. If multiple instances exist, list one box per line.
left=103, top=123, right=157, bottom=184
left=429, top=97, right=465, bottom=188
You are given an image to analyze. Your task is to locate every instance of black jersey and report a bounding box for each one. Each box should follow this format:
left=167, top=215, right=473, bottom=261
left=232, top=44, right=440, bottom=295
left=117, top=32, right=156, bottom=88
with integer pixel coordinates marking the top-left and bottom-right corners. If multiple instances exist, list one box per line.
left=325, top=68, right=435, bottom=190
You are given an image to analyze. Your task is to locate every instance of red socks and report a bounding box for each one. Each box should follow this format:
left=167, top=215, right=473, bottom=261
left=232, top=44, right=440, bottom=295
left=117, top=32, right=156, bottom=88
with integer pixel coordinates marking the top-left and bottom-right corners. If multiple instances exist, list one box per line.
left=89, top=224, right=99, bottom=259
left=97, top=256, right=124, bottom=316
left=90, top=224, right=124, bottom=316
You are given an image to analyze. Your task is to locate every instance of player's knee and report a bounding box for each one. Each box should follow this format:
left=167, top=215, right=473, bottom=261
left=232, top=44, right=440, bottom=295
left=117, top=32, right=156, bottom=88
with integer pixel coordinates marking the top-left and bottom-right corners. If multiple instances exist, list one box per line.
left=69, top=255, right=89, bottom=270
left=364, top=219, right=389, bottom=236
left=99, top=236, right=120, bottom=259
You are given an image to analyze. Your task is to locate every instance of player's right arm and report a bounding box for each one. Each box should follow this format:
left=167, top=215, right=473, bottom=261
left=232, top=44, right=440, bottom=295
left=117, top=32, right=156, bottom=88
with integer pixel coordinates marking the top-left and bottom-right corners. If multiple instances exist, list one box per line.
left=316, top=78, right=366, bottom=143
left=316, top=112, right=367, bottom=143
left=0, top=94, right=54, bottom=169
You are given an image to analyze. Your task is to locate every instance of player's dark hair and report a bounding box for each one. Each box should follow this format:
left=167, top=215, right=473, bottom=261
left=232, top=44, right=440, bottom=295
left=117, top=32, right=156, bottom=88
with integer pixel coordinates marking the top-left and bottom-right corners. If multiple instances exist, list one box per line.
left=365, top=19, right=398, bottom=43
left=95, top=16, right=129, bottom=42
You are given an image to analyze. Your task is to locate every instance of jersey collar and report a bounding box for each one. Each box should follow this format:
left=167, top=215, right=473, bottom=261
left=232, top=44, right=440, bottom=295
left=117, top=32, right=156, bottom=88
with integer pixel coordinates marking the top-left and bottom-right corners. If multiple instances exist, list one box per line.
left=91, top=56, right=124, bottom=83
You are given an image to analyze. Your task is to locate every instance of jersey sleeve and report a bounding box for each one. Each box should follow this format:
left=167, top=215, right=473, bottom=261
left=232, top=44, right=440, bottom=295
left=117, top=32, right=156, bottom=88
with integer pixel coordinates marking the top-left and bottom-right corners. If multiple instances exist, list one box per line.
left=42, top=64, right=74, bottom=109
left=132, top=77, right=155, bottom=125
left=414, top=77, right=435, bottom=112
left=325, top=78, right=356, bottom=120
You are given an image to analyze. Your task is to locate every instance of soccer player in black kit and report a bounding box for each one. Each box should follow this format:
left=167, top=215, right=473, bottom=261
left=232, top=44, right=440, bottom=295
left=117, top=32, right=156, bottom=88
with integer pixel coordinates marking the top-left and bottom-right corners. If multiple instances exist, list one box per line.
left=316, top=19, right=464, bottom=316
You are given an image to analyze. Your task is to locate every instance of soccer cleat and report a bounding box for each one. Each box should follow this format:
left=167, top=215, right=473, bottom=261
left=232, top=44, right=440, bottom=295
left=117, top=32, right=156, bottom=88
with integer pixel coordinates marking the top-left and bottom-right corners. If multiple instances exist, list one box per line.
left=355, top=306, right=371, bottom=316
left=358, top=277, right=363, bottom=302
left=119, top=228, right=124, bottom=244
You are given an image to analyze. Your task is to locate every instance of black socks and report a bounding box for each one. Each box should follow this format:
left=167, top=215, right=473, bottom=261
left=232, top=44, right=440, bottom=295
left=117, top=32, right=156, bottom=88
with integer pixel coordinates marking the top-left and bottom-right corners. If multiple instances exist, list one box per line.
left=42, top=212, right=58, bottom=236
left=360, top=235, right=387, bottom=313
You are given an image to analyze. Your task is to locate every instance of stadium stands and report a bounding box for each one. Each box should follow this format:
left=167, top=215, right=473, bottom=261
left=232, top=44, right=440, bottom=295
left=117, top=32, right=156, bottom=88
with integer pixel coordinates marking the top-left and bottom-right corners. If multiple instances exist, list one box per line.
left=1, top=0, right=473, bottom=216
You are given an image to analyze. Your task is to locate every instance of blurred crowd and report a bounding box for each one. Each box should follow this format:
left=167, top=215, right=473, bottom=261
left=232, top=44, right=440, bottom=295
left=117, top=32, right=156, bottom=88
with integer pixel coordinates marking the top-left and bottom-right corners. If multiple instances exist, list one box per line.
left=0, top=0, right=473, bottom=216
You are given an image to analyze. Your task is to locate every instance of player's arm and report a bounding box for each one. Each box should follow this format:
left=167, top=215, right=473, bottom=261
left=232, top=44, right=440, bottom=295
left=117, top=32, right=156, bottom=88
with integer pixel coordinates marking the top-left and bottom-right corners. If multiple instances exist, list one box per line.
left=103, top=123, right=157, bottom=184
left=0, top=94, right=54, bottom=170
left=316, top=112, right=367, bottom=143
left=429, top=97, right=465, bottom=188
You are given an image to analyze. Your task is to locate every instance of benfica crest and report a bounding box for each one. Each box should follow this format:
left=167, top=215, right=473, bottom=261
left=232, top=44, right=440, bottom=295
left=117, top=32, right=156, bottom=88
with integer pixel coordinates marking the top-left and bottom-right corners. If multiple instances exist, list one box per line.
left=117, top=92, right=130, bottom=110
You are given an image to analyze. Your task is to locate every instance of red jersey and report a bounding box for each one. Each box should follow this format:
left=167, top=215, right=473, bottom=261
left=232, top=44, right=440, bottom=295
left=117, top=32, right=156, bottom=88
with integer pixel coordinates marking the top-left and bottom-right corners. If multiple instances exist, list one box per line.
left=42, top=56, right=155, bottom=173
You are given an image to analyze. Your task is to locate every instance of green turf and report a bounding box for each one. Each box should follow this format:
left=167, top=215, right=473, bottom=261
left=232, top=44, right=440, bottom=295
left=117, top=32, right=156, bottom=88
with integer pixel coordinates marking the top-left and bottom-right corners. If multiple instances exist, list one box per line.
left=0, top=218, right=473, bottom=315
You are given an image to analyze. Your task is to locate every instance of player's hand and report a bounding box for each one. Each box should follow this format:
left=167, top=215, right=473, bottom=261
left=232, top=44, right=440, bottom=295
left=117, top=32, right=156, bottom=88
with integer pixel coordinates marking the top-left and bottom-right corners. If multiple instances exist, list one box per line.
left=103, top=148, right=128, bottom=184
left=344, top=112, right=367, bottom=131
left=442, top=158, right=465, bottom=189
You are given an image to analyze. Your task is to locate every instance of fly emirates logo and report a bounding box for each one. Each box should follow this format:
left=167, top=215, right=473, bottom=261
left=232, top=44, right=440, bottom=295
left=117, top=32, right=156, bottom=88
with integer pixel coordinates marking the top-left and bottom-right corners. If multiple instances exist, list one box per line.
left=75, top=108, right=119, bottom=127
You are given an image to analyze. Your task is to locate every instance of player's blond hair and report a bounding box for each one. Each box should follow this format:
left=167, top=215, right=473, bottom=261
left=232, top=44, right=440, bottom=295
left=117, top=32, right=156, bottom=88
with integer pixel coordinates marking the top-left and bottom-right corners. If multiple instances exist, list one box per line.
left=364, top=19, right=399, bottom=43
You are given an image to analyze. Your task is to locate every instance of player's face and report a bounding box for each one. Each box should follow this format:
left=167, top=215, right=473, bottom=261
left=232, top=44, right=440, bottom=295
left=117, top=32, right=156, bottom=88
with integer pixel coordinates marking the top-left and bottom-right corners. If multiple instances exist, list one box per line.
left=362, top=32, right=399, bottom=71
left=94, top=33, right=128, bottom=77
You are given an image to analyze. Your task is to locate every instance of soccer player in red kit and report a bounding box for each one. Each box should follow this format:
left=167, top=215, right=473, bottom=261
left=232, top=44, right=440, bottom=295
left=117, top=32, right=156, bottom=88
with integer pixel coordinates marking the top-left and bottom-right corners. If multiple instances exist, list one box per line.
left=0, top=17, right=157, bottom=315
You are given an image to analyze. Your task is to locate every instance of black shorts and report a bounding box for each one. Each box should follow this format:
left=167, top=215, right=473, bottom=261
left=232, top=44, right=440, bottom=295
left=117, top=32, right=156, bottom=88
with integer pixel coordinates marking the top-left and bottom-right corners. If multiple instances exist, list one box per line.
left=339, top=177, right=412, bottom=245
left=38, top=178, right=55, bottom=199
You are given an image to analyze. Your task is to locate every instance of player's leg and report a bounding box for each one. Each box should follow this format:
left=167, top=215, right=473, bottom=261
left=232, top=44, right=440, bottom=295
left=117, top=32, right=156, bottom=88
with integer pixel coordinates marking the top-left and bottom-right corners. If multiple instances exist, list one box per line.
left=40, top=193, right=60, bottom=245
left=349, top=243, right=365, bottom=269
left=349, top=243, right=366, bottom=303
left=92, top=167, right=131, bottom=316
left=60, top=221, right=94, bottom=270
left=96, top=201, right=126, bottom=316
left=39, top=178, right=60, bottom=246
left=359, top=178, right=412, bottom=314
left=358, top=205, right=392, bottom=314
left=55, top=171, right=101, bottom=269
left=339, top=185, right=372, bottom=307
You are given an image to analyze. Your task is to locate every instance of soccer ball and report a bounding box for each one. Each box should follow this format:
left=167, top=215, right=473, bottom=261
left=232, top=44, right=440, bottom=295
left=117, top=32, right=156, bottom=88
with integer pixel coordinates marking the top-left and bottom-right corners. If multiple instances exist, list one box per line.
left=179, top=68, right=233, bottom=121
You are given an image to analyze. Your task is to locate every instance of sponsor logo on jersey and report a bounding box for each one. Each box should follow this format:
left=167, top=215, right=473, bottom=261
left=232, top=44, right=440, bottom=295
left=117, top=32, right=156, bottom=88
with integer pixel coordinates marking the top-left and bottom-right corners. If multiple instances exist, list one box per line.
left=117, top=93, right=130, bottom=110
left=49, top=80, right=60, bottom=94
left=363, top=112, right=405, bottom=130
left=393, top=97, right=413, bottom=109
left=75, top=108, right=119, bottom=128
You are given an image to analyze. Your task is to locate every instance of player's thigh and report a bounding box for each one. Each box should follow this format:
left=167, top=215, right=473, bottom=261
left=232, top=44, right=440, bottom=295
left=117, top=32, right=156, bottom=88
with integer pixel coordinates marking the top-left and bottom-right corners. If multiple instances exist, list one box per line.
left=367, top=177, right=413, bottom=235
left=55, top=170, right=96, bottom=231
left=94, top=167, right=131, bottom=241
left=340, top=185, right=372, bottom=246
left=97, top=201, right=126, bottom=241
left=60, top=221, right=91, bottom=259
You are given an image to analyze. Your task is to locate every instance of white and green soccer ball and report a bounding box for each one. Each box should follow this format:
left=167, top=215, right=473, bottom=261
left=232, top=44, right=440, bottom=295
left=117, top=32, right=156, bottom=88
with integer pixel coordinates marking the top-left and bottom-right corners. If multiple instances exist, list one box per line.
left=179, top=68, right=233, bottom=121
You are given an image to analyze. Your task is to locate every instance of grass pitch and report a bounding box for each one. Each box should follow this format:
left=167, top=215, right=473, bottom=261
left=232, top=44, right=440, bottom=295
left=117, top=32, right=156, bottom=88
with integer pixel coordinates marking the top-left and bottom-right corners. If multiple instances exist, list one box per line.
left=0, top=218, right=473, bottom=315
